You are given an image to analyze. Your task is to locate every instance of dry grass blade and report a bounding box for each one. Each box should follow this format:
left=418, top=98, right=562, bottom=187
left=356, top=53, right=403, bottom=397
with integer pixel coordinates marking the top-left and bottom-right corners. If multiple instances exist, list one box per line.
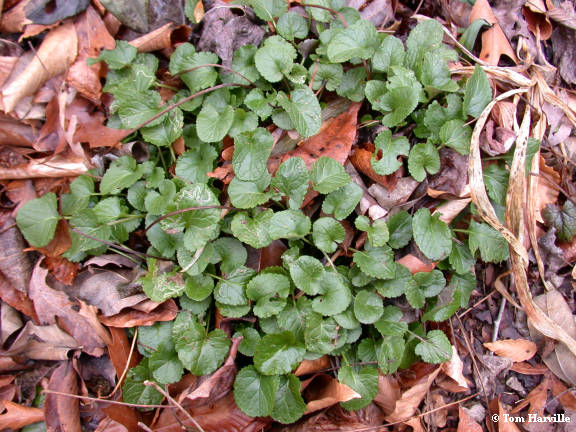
left=468, top=87, right=530, bottom=265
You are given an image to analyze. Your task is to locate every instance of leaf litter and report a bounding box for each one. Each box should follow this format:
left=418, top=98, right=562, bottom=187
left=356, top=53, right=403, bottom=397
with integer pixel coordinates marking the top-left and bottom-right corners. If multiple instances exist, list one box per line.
left=1, top=0, right=576, bottom=430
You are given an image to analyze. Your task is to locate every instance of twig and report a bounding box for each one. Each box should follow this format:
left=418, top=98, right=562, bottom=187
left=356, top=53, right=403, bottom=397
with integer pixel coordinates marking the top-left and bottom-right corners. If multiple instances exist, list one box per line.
left=145, top=205, right=237, bottom=232
left=492, top=298, right=507, bottom=343
left=138, top=422, right=155, bottom=432
left=301, top=3, right=348, bottom=27
left=103, top=329, right=138, bottom=398
left=144, top=381, right=206, bottom=432
left=69, top=227, right=167, bottom=261
left=458, top=289, right=499, bottom=319
left=41, top=389, right=172, bottom=409
left=176, top=63, right=255, bottom=85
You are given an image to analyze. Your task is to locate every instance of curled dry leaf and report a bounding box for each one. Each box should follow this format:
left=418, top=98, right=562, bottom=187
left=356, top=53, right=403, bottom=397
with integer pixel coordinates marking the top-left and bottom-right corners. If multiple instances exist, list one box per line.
left=2, top=320, right=78, bottom=360
left=350, top=146, right=401, bottom=188
left=457, top=406, right=483, bottom=432
left=522, top=0, right=553, bottom=40
left=294, top=356, right=331, bottom=376
left=373, top=374, right=401, bottom=416
left=469, top=0, right=517, bottom=65
left=385, top=367, right=441, bottom=423
left=346, top=162, right=388, bottom=220
left=528, top=290, right=576, bottom=386
left=0, top=154, right=91, bottom=179
left=45, top=361, right=81, bottom=432
left=1, top=22, right=78, bottom=112
left=483, top=339, right=538, bottom=362
left=367, top=177, right=419, bottom=210
left=303, top=374, right=361, bottom=415
left=441, top=346, right=469, bottom=389
left=129, top=22, right=191, bottom=52
left=510, top=362, right=548, bottom=375
left=98, top=298, right=178, bottom=327
left=106, top=327, right=141, bottom=383
left=0, top=401, right=44, bottom=430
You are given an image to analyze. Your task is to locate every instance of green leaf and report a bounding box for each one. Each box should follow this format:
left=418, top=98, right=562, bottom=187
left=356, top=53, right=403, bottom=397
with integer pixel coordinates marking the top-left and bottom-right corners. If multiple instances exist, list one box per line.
left=231, top=210, right=274, bottom=248
left=272, top=374, right=307, bottom=424
left=289, top=256, right=326, bottom=295
left=90, top=40, right=137, bottom=69
left=305, top=0, right=331, bottom=22
left=543, top=201, right=576, bottom=241
left=338, top=365, right=378, bottom=410
left=327, top=19, right=379, bottom=62
left=69, top=209, right=111, bottom=251
left=234, top=327, right=261, bottom=356
left=245, top=88, right=274, bottom=120
left=100, top=156, right=144, bottom=195
left=376, top=335, right=405, bottom=374
left=272, top=157, right=309, bottom=209
left=212, top=237, right=247, bottom=273
left=414, top=270, right=446, bottom=297
left=449, top=242, right=475, bottom=274
left=353, top=246, right=395, bottom=279
left=144, top=180, right=176, bottom=215
left=175, top=144, right=218, bottom=184
left=233, top=128, right=274, bottom=181
left=142, top=266, right=187, bottom=302
left=255, top=36, right=297, bottom=83
left=277, top=86, right=322, bottom=138
left=463, top=65, right=491, bottom=118
left=248, top=0, right=287, bottom=20
left=225, top=45, right=260, bottom=84
left=439, top=119, right=472, bottom=155
left=483, top=164, right=509, bottom=206
left=234, top=366, right=279, bottom=417
left=422, top=290, right=462, bottom=322
left=228, top=171, right=271, bottom=209
left=387, top=211, right=413, bottom=249
left=372, top=36, right=405, bottom=73
left=149, top=346, right=184, bottom=384
left=304, top=313, right=341, bottom=354
left=117, top=90, right=162, bottom=128
left=254, top=332, right=306, bottom=375
left=269, top=210, right=311, bottom=240
left=384, top=86, right=422, bottom=127
left=122, top=359, right=163, bottom=407
left=173, top=312, right=231, bottom=375
left=460, top=19, right=491, bottom=51
left=337, top=67, right=366, bottom=102
left=312, top=217, right=345, bottom=253
left=374, top=263, right=414, bottom=298
left=310, top=157, right=350, bottom=194
left=405, top=19, right=447, bottom=69
left=214, top=266, right=255, bottom=306
left=468, top=220, right=509, bottom=262
left=408, top=141, right=441, bottom=182
left=196, top=104, right=234, bottom=142
left=312, top=272, right=352, bottom=316
left=177, top=245, right=214, bottom=276
left=169, top=44, right=219, bottom=92
left=415, top=330, right=452, bottom=363
left=184, top=273, right=214, bottom=301
left=247, top=273, right=291, bottom=318
left=419, top=51, right=459, bottom=94
left=371, top=129, right=410, bottom=175
left=322, top=182, right=362, bottom=220
left=449, top=272, right=476, bottom=307
left=374, top=305, right=408, bottom=337
left=138, top=321, right=173, bottom=356
left=228, top=109, right=259, bottom=137
left=16, top=193, right=60, bottom=247
left=277, top=12, right=309, bottom=41
left=61, top=175, right=94, bottom=216
left=309, top=62, right=343, bottom=91
left=412, top=208, right=452, bottom=261
left=354, top=290, right=383, bottom=324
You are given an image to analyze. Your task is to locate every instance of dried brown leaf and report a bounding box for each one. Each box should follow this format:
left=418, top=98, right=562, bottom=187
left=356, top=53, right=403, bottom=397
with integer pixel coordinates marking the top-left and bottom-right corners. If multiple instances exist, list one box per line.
left=1, top=22, right=78, bottom=112
left=484, top=339, right=538, bottom=362
left=457, top=406, right=483, bottom=432
left=511, top=362, right=548, bottom=375
left=99, top=298, right=178, bottom=327
left=2, top=320, right=78, bottom=360
left=129, top=23, right=191, bottom=52
left=29, top=260, right=106, bottom=356
left=373, top=374, right=401, bottom=416
left=367, top=178, right=418, bottom=210
left=511, top=375, right=549, bottom=416
left=522, top=0, right=553, bottom=40
left=0, top=401, right=44, bottom=430
left=469, top=0, right=517, bottom=65
left=0, top=216, right=33, bottom=292
left=45, top=361, right=81, bottom=432
left=294, top=356, right=331, bottom=376
left=385, top=367, right=440, bottom=423
left=441, top=346, right=469, bottom=389
left=304, top=374, right=361, bottom=415
left=551, top=376, right=576, bottom=411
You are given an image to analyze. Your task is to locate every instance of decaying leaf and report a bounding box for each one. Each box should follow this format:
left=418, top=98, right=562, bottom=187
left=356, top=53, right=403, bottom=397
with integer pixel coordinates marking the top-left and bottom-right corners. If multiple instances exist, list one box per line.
left=98, top=298, right=178, bottom=327
left=129, top=22, right=191, bottom=53
left=303, top=374, right=361, bottom=414
left=0, top=401, right=44, bottom=430
left=522, top=0, right=553, bottom=40
left=484, top=339, right=538, bottom=362
left=1, top=22, right=78, bottom=112
left=294, top=356, right=331, bottom=377
left=45, top=361, right=81, bottom=432
left=441, top=346, right=469, bottom=389
left=469, top=0, right=517, bottom=65
left=511, top=375, right=549, bottom=417
left=2, top=320, right=78, bottom=360
left=457, top=406, right=483, bottom=432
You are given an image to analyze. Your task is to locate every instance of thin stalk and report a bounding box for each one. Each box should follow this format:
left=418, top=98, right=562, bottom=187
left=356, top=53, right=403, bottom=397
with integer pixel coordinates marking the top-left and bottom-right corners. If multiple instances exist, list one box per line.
left=145, top=205, right=237, bottom=232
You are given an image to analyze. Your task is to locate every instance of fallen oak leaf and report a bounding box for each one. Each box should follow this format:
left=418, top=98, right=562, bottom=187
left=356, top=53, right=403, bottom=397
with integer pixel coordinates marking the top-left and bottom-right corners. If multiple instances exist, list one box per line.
left=0, top=401, right=44, bottom=430
left=1, top=22, right=78, bottom=112
left=469, top=0, right=517, bottom=65
left=483, top=339, right=537, bottom=362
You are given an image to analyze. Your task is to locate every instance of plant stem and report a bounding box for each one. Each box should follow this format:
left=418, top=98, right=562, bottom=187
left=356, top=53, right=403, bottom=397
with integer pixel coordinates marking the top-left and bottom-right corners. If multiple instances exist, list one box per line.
left=301, top=3, right=348, bottom=27
left=145, top=205, right=237, bottom=232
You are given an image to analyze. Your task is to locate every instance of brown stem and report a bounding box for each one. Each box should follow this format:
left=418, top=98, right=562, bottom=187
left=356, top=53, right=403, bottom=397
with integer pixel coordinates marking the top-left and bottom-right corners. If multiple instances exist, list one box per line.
left=145, top=205, right=237, bottom=232
left=301, top=3, right=348, bottom=27
left=41, top=389, right=171, bottom=409
left=176, top=63, right=254, bottom=85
